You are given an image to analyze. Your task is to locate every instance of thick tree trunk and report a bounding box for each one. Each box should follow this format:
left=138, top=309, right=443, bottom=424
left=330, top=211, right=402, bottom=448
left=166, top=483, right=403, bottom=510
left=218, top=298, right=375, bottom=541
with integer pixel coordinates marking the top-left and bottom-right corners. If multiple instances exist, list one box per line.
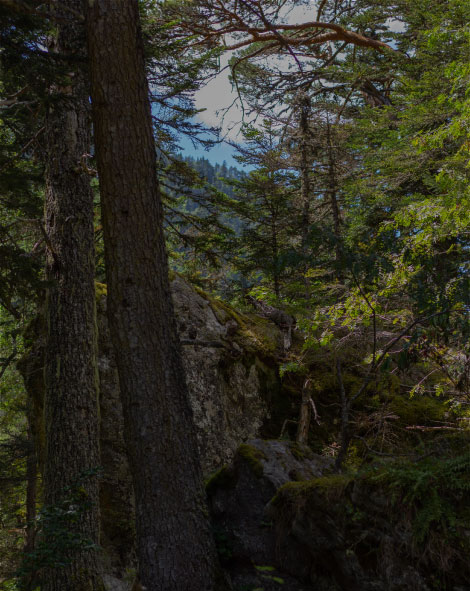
left=43, top=2, right=102, bottom=589
left=85, top=2, right=220, bottom=590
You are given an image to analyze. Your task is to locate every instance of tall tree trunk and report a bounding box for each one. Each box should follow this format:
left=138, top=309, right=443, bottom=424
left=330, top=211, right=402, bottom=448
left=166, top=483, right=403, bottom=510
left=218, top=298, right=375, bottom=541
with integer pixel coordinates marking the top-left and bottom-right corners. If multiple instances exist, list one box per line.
left=43, top=2, right=102, bottom=589
left=271, top=219, right=280, bottom=299
left=85, top=2, right=220, bottom=590
left=326, top=120, right=342, bottom=273
left=298, top=94, right=312, bottom=299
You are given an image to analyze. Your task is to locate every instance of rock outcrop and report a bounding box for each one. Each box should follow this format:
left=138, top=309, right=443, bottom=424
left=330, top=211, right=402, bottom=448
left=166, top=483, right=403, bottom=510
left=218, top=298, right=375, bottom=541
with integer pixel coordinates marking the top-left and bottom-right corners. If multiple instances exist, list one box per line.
left=170, top=276, right=288, bottom=473
left=19, top=277, right=470, bottom=591
left=19, top=277, right=295, bottom=579
left=208, top=439, right=333, bottom=591
left=208, top=439, right=470, bottom=591
left=96, top=276, right=293, bottom=576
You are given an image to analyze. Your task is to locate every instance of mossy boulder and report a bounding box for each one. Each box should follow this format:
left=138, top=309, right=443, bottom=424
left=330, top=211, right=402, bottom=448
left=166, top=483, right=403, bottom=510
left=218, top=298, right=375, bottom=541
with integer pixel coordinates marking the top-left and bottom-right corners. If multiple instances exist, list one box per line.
left=207, top=439, right=333, bottom=590
left=170, top=276, right=293, bottom=474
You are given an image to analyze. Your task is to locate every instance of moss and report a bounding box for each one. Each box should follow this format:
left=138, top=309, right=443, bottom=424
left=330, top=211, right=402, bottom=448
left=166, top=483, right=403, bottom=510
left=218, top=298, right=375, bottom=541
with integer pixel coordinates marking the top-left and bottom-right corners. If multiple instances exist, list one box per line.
left=290, top=441, right=314, bottom=461
left=270, top=480, right=312, bottom=508
left=237, top=314, right=280, bottom=357
left=237, top=443, right=267, bottom=478
left=387, top=392, right=446, bottom=426
left=191, top=285, right=282, bottom=358
left=205, top=465, right=235, bottom=495
left=271, top=474, right=352, bottom=507
left=95, top=281, right=107, bottom=301
left=308, top=473, right=353, bottom=494
left=208, top=295, right=245, bottom=326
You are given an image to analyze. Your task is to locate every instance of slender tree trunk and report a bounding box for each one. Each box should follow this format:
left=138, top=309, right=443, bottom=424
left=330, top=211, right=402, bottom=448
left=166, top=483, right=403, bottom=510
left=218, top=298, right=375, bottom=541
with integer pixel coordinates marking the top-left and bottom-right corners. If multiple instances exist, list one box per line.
left=267, top=192, right=280, bottom=300
left=296, top=380, right=311, bottom=445
left=299, top=95, right=312, bottom=299
left=43, top=2, right=102, bottom=589
left=271, top=220, right=280, bottom=299
left=326, top=120, right=342, bottom=272
left=335, top=360, right=350, bottom=472
left=85, top=2, right=220, bottom=590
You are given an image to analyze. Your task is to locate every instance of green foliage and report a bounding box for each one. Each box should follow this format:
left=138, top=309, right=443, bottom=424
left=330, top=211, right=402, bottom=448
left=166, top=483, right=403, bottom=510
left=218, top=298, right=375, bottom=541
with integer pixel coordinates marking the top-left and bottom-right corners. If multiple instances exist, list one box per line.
left=0, top=308, right=28, bottom=584
left=237, top=444, right=266, bottom=479
left=367, top=453, right=470, bottom=549
left=223, top=122, right=301, bottom=299
left=162, top=155, right=239, bottom=291
left=16, top=470, right=101, bottom=590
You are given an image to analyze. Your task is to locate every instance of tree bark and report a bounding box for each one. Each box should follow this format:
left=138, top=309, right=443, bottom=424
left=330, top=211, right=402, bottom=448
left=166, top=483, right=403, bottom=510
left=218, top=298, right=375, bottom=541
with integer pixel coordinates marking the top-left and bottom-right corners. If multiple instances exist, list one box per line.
left=43, top=1, right=102, bottom=589
left=298, top=94, right=312, bottom=299
left=326, top=119, right=342, bottom=272
left=296, top=379, right=311, bottom=445
left=84, top=2, right=221, bottom=590
left=334, top=359, right=350, bottom=473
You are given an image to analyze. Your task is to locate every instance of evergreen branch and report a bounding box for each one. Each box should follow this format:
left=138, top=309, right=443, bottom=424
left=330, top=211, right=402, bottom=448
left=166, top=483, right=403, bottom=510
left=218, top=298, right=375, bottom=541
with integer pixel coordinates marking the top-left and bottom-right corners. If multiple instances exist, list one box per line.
left=0, top=348, right=17, bottom=381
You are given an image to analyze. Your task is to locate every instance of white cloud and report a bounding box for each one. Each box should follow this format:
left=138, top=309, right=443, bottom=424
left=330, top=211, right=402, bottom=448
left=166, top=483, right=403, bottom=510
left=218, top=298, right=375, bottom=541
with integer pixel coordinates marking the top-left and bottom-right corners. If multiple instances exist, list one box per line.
left=193, top=4, right=404, bottom=140
left=194, top=2, right=314, bottom=139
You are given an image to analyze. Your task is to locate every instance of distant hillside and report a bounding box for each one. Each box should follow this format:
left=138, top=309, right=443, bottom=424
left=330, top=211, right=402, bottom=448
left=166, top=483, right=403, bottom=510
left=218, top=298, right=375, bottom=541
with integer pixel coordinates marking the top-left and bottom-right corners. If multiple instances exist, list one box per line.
left=182, top=155, right=245, bottom=198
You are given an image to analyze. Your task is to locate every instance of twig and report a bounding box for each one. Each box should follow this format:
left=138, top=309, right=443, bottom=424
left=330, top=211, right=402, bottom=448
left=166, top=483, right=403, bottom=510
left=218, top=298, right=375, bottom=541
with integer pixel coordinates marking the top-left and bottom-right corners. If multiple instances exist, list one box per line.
left=350, top=269, right=376, bottom=367
left=309, top=397, right=321, bottom=425
left=405, top=425, right=465, bottom=432
left=280, top=419, right=298, bottom=439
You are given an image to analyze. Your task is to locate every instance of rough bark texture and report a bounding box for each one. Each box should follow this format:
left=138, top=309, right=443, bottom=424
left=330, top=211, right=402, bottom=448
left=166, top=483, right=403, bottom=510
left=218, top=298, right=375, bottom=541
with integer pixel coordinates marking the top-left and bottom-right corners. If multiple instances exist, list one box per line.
left=85, top=2, right=221, bottom=589
left=296, top=380, right=312, bottom=445
left=43, top=2, right=102, bottom=589
left=19, top=277, right=293, bottom=585
left=96, top=291, right=136, bottom=577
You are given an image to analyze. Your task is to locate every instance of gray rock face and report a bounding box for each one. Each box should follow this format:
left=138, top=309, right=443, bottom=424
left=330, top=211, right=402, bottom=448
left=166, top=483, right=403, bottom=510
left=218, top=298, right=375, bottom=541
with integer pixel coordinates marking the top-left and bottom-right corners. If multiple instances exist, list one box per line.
left=208, top=439, right=333, bottom=591
left=102, top=574, right=133, bottom=591
left=171, top=276, right=283, bottom=474
left=96, top=277, right=290, bottom=575
left=20, top=278, right=291, bottom=579
left=99, top=276, right=287, bottom=479
left=207, top=439, right=435, bottom=591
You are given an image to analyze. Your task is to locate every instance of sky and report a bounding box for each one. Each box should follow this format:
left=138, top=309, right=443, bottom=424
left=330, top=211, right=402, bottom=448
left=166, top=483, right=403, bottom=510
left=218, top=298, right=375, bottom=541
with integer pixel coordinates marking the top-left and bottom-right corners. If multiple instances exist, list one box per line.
left=177, top=4, right=405, bottom=167
left=178, top=3, right=312, bottom=167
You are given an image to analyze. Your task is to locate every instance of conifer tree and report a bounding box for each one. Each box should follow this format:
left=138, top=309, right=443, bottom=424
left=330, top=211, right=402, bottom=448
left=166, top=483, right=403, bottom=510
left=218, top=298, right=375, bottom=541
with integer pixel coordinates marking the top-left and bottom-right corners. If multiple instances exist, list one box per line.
left=85, top=2, right=221, bottom=589
left=42, top=1, right=102, bottom=589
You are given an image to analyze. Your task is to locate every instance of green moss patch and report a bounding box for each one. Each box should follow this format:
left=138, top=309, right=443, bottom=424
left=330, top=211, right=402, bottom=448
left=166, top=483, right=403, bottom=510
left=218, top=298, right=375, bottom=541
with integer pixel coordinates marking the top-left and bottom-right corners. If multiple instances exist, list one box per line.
left=205, top=465, right=236, bottom=495
left=192, top=285, right=282, bottom=358
left=271, top=473, right=352, bottom=508
left=237, top=444, right=267, bottom=478
left=95, top=281, right=107, bottom=301
left=386, top=392, right=447, bottom=427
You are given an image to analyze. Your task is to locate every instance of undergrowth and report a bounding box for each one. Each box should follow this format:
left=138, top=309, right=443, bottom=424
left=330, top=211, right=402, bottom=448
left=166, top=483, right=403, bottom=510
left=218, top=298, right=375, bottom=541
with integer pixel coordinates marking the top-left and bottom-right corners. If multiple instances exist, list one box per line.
left=364, top=451, right=470, bottom=569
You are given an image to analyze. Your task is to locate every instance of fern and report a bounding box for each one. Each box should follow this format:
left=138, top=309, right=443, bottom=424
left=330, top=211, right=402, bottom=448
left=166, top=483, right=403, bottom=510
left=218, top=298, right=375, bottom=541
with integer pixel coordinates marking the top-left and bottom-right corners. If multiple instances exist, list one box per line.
left=366, top=452, right=470, bottom=547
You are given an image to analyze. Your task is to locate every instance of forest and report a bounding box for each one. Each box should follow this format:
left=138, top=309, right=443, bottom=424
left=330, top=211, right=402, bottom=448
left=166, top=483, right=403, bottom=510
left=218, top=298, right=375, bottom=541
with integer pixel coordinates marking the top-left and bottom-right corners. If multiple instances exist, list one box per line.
left=0, top=0, right=469, bottom=590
